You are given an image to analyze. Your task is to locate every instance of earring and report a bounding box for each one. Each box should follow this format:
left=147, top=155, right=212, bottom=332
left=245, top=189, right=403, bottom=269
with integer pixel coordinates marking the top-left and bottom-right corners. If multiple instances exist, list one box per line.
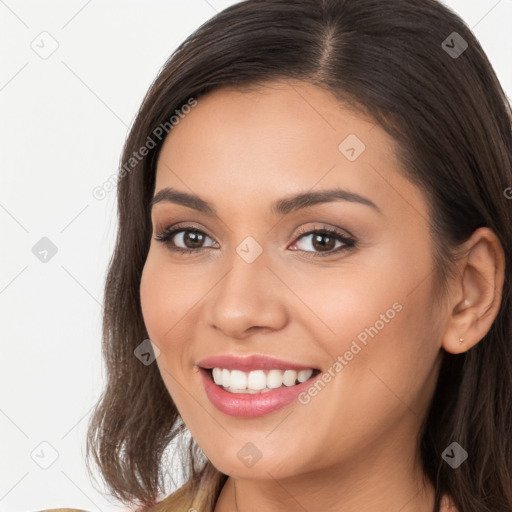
left=459, top=337, right=464, bottom=343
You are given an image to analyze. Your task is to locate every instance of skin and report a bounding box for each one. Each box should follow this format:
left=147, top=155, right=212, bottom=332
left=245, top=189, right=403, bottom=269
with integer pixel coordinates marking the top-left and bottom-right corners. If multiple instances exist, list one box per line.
left=139, top=80, right=504, bottom=512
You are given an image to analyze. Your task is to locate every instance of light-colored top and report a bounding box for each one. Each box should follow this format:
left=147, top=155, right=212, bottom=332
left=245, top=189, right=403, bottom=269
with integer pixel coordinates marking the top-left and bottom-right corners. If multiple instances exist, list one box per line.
left=37, top=490, right=460, bottom=512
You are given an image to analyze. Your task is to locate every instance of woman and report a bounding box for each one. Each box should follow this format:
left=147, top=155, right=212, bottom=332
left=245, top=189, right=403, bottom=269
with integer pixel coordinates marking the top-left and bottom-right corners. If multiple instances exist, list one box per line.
left=51, top=0, right=512, bottom=511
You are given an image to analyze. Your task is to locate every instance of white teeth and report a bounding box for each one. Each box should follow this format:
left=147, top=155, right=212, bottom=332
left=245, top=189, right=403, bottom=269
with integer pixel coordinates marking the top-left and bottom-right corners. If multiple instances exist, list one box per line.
left=209, top=367, right=314, bottom=392
left=297, top=369, right=312, bottom=383
left=267, top=369, right=284, bottom=389
left=221, top=368, right=230, bottom=388
left=247, top=370, right=267, bottom=390
left=282, top=369, right=297, bottom=387
left=230, top=370, right=248, bottom=390
left=212, top=368, right=222, bottom=385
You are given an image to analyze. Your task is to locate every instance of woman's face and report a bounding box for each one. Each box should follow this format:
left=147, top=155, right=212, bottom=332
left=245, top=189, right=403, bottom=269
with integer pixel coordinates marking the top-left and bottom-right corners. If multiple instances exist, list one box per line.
left=140, top=80, right=447, bottom=480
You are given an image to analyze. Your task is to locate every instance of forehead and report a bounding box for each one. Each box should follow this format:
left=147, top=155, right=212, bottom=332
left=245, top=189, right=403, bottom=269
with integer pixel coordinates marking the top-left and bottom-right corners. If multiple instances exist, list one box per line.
left=154, top=80, right=426, bottom=222
left=157, top=80, right=383, bottom=173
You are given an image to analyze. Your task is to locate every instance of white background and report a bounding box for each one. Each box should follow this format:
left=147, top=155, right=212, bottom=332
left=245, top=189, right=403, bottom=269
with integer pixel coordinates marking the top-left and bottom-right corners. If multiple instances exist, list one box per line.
left=1, top=1, right=511, bottom=510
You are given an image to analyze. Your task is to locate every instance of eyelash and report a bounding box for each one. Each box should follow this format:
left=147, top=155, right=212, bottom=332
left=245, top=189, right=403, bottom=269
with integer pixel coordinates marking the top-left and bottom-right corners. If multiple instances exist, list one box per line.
left=154, top=224, right=356, bottom=259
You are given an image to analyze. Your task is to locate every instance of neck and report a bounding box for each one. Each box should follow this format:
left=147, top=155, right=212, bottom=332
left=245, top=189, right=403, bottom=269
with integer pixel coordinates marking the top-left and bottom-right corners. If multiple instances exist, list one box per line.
left=214, top=436, right=436, bottom=512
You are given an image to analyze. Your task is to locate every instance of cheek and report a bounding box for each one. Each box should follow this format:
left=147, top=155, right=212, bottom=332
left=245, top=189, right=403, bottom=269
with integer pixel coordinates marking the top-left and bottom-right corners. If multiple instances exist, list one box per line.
left=139, top=255, right=187, bottom=346
left=333, top=274, right=440, bottom=413
left=140, top=252, right=188, bottom=333
left=303, top=245, right=439, bottom=398
left=139, top=257, right=193, bottom=403
left=140, top=259, right=166, bottom=340
left=139, top=252, right=210, bottom=369
left=287, top=259, right=405, bottom=352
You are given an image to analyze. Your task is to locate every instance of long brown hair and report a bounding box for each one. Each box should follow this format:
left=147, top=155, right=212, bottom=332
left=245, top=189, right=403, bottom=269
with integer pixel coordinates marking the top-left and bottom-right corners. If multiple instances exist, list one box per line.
left=86, top=1, right=512, bottom=511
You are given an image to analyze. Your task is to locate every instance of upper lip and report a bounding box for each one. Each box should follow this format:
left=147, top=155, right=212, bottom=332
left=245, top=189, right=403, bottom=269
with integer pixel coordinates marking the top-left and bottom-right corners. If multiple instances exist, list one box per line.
left=197, top=354, right=318, bottom=372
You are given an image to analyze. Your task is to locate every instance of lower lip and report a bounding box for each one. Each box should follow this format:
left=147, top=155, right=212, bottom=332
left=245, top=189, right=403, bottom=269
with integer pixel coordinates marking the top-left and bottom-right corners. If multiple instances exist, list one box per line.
left=199, top=367, right=320, bottom=417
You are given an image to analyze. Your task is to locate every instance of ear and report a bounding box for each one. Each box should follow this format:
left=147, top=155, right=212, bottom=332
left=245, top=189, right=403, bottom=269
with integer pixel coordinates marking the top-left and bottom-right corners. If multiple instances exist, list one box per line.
left=441, top=227, right=505, bottom=354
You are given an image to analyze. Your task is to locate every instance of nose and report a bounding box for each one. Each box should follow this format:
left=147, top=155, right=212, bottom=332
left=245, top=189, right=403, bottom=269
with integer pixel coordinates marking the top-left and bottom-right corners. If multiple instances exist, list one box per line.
left=206, top=247, right=289, bottom=339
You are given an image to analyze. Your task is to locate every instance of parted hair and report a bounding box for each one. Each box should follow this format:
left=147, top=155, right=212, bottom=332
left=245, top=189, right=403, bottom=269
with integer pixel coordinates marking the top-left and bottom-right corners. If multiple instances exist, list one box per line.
left=86, top=1, right=512, bottom=511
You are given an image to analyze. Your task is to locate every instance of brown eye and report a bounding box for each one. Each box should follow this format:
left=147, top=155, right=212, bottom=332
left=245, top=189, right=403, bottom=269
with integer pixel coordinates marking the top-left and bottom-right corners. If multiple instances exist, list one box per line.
left=155, top=227, right=218, bottom=253
left=290, top=227, right=356, bottom=258
left=180, top=231, right=206, bottom=249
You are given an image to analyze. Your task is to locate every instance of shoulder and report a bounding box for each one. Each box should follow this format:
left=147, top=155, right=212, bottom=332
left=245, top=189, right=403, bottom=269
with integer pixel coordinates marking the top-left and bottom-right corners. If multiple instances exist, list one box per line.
left=37, top=482, right=209, bottom=512
left=37, top=509, right=91, bottom=512
left=139, top=483, right=208, bottom=512
left=39, top=509, right=134, bottom=512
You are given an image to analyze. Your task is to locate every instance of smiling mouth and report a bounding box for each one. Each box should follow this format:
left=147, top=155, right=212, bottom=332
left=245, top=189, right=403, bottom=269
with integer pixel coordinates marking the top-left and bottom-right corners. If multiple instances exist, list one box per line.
left=205, top=367, right=322, bottom=394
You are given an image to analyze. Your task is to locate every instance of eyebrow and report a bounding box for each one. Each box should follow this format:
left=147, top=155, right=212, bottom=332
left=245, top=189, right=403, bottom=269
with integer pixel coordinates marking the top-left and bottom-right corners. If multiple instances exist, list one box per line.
left=150, top=186, right=381, bottom=216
